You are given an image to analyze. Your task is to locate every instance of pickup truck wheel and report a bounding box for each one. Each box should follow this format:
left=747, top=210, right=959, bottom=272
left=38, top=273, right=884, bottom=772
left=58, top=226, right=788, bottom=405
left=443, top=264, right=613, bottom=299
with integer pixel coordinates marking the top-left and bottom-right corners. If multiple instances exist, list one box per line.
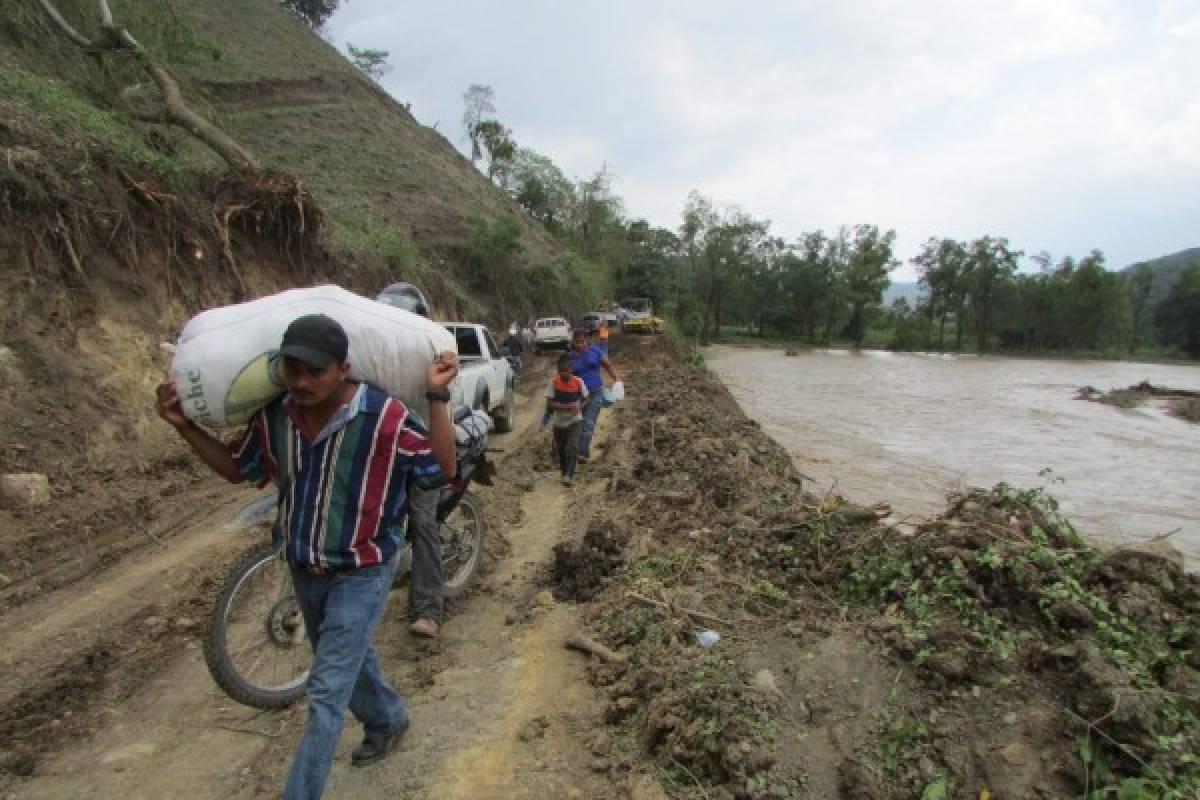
left=492, top=382, right=514, bottom=433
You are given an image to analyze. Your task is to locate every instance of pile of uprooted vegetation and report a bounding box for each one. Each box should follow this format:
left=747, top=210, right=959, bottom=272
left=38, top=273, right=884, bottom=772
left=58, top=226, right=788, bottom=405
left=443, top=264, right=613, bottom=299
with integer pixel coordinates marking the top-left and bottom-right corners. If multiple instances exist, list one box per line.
left=554, top=337, right=1198, bottom=800
left=1078, top=382, right=1200, bottom=424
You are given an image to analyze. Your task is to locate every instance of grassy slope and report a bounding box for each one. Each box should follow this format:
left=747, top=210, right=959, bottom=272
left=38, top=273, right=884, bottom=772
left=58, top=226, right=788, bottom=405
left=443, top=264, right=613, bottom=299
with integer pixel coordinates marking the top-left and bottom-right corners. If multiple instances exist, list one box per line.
left=0, top=0, right=600, bottom=321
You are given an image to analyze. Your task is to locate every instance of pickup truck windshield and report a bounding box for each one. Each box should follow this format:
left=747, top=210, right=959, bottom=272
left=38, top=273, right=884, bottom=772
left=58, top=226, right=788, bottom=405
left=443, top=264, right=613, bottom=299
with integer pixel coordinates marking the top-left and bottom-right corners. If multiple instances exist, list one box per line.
left=451, top=326, right=483, bottom=358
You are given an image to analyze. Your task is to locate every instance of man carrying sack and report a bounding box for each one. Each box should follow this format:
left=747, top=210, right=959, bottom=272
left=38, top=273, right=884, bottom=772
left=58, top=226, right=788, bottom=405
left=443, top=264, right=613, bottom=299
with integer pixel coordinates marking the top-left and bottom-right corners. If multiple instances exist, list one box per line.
left=156, top=314, right=458, bottom=799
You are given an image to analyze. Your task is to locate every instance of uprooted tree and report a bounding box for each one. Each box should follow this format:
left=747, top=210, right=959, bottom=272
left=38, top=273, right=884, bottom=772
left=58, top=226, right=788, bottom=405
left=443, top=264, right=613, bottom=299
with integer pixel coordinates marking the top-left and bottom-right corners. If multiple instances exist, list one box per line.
left=35, top=0, right=259, bottom=170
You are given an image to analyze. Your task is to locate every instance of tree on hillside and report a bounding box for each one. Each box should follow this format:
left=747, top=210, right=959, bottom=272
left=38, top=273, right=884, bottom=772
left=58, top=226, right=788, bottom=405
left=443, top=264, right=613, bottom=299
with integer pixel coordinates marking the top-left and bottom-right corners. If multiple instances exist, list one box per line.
left=462, top=84, right=496, bottom=165
left=1064, top=250, right=1129, bottom=351
left=346, top=44, right=389, bottom=80
left=462, top=215, right=522, bottom=294
left=34, top=0, right=257, bottom=169
left=1155, top=263, right=1200, bottom=358
left=505, top=147, right=575, bottom=231
left=280, top=0, right=342, bottom=29
left=471, top=119, right=517, bottom=184
left=1129, top=263, right=1155, bottom=348
left=571, top=166, right=628, bottom=267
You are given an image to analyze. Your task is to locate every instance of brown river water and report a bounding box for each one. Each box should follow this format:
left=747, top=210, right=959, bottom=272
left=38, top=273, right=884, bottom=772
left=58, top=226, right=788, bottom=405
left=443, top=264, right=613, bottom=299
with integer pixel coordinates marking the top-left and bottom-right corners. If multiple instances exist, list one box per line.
left=705, top=346, right=1200, bottom=565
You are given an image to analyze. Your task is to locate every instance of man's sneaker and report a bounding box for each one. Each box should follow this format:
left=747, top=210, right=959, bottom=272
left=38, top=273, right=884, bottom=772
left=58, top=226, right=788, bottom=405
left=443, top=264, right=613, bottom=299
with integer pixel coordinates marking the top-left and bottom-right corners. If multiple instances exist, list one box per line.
left=409, top=618, right=440, bottom=638
left=577, top=455, right=589, bottom=464
left=561, top=475, right=573, bottom=486
left=351, top=721, right=409, bottom=767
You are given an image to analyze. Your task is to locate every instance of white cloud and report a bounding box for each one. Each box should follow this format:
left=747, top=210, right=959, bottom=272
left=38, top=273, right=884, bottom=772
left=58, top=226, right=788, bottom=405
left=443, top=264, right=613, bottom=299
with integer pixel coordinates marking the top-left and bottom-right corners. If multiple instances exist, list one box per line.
left=326, top=0, right=1200, bottom=272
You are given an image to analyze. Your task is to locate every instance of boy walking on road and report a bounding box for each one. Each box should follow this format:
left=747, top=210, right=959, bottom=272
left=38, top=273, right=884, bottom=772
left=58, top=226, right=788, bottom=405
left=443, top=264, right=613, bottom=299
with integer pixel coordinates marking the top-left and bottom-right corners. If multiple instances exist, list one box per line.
left=545, top=353, right=587, bottom=485
left=156, top=314, right=458, bottom=800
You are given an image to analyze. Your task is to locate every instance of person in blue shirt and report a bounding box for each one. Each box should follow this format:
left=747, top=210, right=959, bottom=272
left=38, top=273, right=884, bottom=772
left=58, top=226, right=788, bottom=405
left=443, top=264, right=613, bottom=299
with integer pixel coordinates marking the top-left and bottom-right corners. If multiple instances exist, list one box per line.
left=568, top=328, right=622, bottom=463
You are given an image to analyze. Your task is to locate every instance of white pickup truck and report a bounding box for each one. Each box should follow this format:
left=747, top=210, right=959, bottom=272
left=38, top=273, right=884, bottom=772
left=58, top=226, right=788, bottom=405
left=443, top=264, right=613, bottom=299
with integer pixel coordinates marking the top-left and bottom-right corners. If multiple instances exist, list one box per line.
left=444, top=323, right=515, bottom=433
left=533, top=316, right=571, bottom=353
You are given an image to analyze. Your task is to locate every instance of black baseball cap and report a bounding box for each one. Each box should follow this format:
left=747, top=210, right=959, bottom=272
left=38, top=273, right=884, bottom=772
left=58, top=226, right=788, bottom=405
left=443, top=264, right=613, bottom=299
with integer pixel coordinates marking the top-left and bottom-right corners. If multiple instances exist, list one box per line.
left=278, top=314, right=348, bottom=368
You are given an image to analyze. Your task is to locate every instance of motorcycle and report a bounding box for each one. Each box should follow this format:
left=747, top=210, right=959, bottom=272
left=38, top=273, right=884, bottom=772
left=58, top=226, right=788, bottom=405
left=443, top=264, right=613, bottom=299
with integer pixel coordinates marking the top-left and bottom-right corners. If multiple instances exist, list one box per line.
left=202, top=408, right=494, bottom=710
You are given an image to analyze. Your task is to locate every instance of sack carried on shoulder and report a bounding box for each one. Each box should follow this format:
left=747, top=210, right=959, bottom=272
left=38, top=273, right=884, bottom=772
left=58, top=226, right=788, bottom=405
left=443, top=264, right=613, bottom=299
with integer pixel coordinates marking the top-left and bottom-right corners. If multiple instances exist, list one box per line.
left=169, top=285, right=456, bottom=427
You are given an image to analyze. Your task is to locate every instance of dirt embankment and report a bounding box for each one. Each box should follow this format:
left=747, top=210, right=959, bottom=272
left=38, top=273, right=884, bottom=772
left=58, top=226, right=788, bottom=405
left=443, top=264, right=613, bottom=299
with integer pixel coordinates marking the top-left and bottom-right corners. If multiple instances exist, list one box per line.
left=550, top=338, right=1199, bottom=799
left=0, top=93, right=379, bottom=784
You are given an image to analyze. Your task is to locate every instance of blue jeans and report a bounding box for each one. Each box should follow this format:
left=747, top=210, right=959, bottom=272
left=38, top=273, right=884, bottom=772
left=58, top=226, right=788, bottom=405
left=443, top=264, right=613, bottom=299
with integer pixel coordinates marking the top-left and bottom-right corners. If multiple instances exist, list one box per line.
left=578, top=388, right=604, bottom=459
left=284, top=559, right=408, bottom=800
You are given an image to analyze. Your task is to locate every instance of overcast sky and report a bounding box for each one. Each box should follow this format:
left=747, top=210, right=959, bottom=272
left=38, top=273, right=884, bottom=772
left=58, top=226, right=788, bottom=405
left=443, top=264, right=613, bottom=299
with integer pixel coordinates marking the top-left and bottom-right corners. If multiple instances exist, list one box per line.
left=326, top=1, right=1199, bottom=280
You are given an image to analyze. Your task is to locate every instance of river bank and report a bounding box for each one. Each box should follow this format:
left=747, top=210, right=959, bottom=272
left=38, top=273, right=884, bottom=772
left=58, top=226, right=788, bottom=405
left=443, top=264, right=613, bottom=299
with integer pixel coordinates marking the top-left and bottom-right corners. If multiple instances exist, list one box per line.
left=554, top=334, right=1198, bottom=798
left=703, top=345, right=1200, bottom=567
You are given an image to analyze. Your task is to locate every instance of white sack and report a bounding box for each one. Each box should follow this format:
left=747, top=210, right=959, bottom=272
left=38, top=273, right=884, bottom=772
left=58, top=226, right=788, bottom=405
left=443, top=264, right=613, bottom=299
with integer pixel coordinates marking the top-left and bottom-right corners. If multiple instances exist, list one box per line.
left=170, top=285, right=456, bottom=427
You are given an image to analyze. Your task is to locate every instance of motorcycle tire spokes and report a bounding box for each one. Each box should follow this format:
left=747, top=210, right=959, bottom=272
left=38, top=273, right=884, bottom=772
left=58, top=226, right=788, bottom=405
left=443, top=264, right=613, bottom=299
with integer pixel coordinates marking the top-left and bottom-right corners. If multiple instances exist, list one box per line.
left=440, top=493, right=485, bottom=598
left=204, top=543, right=309, bottom=709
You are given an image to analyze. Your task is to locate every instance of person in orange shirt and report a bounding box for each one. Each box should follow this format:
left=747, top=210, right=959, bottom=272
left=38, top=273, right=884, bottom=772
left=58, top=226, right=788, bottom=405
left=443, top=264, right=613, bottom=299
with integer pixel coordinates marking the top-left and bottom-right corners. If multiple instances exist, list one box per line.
left=595, top=318, right=610, bottom=353
left=544, top=353, right=587, bottom=485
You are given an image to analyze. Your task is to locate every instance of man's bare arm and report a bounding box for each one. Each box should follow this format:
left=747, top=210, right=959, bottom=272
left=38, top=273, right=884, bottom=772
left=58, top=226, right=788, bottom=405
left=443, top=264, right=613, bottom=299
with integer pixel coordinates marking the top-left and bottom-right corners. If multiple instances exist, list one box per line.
left=156, top=382, right=244, bottom=483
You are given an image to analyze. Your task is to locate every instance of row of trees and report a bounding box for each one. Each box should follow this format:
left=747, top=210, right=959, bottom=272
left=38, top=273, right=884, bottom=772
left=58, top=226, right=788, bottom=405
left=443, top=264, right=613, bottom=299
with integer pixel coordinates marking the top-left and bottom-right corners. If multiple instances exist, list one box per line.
left=909, top=240, right=1200, bottom=356
left=455, top=85, right=1199, bottom=358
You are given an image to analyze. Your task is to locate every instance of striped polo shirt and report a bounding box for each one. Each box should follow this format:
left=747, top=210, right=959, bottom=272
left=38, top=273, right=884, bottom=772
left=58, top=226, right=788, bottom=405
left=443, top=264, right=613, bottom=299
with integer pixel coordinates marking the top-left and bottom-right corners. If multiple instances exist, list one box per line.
left=230, top=383, right=445, bottom=569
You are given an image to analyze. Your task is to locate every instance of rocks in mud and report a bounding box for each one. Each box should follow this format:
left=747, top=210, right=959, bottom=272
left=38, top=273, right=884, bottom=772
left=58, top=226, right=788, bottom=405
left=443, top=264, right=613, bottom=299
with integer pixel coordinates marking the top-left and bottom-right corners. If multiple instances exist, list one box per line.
left=1044, top=598, right=1094, bottom=630
left=838, top=758, right=885, bottom=800
left=628, top=773, right=671, bottom=800
left=751, top=668, right=780, bottom=696
left=552, top=520, right=630, bottom=601
left=920, top=651, right=968, bottom=683
left=590, top=732, right=613, bottom=756
left=604, top=695, right=639, bottom=724
left=1102, top=540, right=1185, bottom=589
left=0, top=472, right=50, bottom=509
left=518, top=716, right=548, bottom=742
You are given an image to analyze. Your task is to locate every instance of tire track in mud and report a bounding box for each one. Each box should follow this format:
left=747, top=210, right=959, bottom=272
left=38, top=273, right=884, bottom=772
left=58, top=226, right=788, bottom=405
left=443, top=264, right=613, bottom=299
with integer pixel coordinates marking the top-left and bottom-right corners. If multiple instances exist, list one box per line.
left=5, top=351, right=625, bottom=798
left=0, top=484, right=260, bottom=789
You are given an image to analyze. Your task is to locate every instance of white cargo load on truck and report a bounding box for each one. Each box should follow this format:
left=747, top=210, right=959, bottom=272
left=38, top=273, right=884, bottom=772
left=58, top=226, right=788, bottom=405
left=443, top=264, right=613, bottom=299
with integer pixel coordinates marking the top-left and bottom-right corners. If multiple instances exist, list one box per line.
left=169, top=285, right=456, bottom=428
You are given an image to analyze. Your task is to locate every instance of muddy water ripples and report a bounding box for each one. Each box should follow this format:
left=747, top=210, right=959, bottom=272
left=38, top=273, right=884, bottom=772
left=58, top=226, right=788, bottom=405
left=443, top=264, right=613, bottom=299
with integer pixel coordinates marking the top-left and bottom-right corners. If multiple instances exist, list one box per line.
left=706, top=346, right=1200, bottom=563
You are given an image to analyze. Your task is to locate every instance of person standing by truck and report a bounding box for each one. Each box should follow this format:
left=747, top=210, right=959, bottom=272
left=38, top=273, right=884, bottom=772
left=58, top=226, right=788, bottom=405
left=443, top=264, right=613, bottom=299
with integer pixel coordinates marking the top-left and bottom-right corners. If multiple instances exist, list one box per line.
left=569, top=328, right=622, bottom=464
left=156, top=314, right=459, bottom=798
left=371, top=283, right=446, bottom=640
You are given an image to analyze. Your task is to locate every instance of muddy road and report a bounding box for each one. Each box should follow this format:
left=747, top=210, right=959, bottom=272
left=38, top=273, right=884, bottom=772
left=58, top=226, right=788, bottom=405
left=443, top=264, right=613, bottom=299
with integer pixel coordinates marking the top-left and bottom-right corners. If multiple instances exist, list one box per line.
left=5, top=334, right=1196, bottom=800
left=1, top=350, right=627, bottom=799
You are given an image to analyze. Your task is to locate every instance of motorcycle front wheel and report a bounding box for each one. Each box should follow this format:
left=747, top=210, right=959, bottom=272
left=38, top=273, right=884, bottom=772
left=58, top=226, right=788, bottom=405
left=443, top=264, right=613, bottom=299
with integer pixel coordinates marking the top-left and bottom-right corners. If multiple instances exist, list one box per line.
left=441, top=492, right=486, bottom=598
left=203, top=543, right=309, bottom=710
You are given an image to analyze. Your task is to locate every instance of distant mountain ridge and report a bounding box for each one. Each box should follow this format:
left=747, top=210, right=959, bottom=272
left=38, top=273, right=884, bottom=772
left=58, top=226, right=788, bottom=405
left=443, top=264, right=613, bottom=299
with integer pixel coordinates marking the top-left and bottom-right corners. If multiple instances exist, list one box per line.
left=1122, top=247, right=1200, bottom=305
left=884, top=281, right=924, bottom=307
